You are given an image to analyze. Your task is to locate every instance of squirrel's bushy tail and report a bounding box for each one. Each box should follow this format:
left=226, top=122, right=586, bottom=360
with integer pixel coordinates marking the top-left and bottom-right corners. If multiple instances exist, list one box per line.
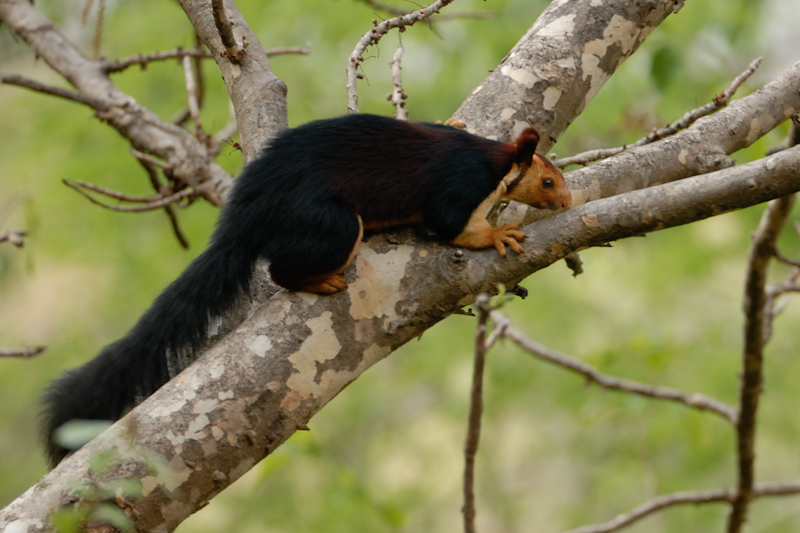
left=41, top=238, right=255, bottom=466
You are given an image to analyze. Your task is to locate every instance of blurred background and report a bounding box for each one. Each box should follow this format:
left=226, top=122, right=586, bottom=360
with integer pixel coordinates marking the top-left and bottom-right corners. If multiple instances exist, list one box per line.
left=1, top=0, right=799, bottom=531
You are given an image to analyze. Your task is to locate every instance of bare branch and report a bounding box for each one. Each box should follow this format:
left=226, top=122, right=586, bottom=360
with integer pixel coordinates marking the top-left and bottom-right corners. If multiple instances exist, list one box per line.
left=360, top=0, right=491, bottom=19
left=566, top=482, right=800, bottom=533
left=767, top=114, right=800, bottom=155
left=211, top=0, right=246, bottom=63
left=0, top=346, right=46, bottom=358
left=463, top=294, right=490, bottom=533
left=129, top=148, right=170, bottom=169
left=181, top=56, right=206, bottom=141
left=346, top=0, right=455, bottom=114
left=0, top=74, right=107, bottom=110
left=101, top=45, right=308, bottom=74
left=0, top=0, right=234, bottom=205
left=63, top=179, right=195, bottom=213
left=101, top=47, right=209, bottom=73
left=728, top=194, right=797, bottom=532
left=388, top=43, right=408, bottom=120
left=0, top=229, right=27, bottom=248
left=484, top=315, right=510, bottom=351
left=490, top=310, right=738, bottom=424
left=554, top=58, right=762, bottom=168
left=136, top=157, right=191, bottom=249
left=178, top=0, right=288, bottom=164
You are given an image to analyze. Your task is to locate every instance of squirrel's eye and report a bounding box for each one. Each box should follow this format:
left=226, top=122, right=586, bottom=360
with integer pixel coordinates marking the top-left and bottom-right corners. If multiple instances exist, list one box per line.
left=542, top=178, right=554, bottom=189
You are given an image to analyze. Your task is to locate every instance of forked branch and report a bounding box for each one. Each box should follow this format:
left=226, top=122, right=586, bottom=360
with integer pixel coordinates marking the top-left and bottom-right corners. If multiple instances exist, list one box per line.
left=346, top=0, right=456, bottom=113
left=554, top=58, right=762, bottom=168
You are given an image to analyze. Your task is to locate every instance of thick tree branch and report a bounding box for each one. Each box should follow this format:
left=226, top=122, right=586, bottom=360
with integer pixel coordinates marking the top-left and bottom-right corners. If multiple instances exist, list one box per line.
left=500, top=59, right=800, bottom=226
left=452, top=0, right=684, bottom=149
left=554, top=57, right=762, bottom=168
left=4, top=2, right=800, bottom=531
left=4, top=139, right=800, bottom=533
left=178, top=0, right=288, bottom=163
left=0, top=0, right=233, bottom=205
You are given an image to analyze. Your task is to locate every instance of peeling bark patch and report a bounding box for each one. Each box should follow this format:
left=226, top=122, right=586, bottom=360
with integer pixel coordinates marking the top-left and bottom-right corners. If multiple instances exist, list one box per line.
left=747, top=118, right=763, bottom=144
left=542, top=86, right=562, bottom=110
left=500, top=107, right=516, bottom=121
left=586, top=14, right=640, bottom=57
left=580, top=52, right=610, bottom=106
left=512, top=120, right=532, bottom=138
left=141, top=454, right=192, bottom=499
left=192, top=399, right=219, bottom=414
left=500, top=64, right=537, bottom=88
left=582, top=14, right=640, bottom=106
left=538, top=14, right=576, bottom=36
left=208, top=359, right=226, bottom=379
left=150, top=396, right=193, bottom=418
left=348, top=245, right=414, bottom=321
left=282, top=312, right=341, bottom=410
left=187, top=414, right=210, bottom=439
left=582, top=214, right=600, bottom=227
left=298, top=292, right=319, bottom=305
left=245, top=334, right=273, bottom=358
left=570, top=188, right=589, bottom=207
left=678, top=149, right=689, bottom=165
left=7, top=519, right=44, bottom=533
left=311, top=343, right=392, bottom=406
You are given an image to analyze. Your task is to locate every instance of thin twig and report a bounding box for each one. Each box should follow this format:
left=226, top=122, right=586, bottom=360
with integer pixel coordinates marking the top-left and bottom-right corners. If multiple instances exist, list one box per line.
left=101, top=47, right=209, bottom=73
left=484, top=317, right=509, bottom=351
left=0, top=74, right=107, bottom=110
left=211, top=101, right=240, bottom=152
left=463, top=294, right=491, bottom=533
left=63, top=178, right=195, bottom=213
left=728, top=194, right=796, bottom=532
left=0, top=229, right=26, bottom=248
left=767, top=114, right=800, bottom=155
left=182, top=55, right=206, bottom=141
left=129, top=148, right=170, bottom=169
left=346, top=0, right=456, bottom=114
left=360, top=0, right=492, bottom=20
left=388, top=43, right=408, bottom=120
left=64, top=178, right=168, bottom=203
left=565, top=482, right=800, bottom=533
left=136, top=157, right=190, bottom=249
left=764, top=266, right=800, bottom=342
left=212, top=0, right=246, bottom=63
left=102, top=45, right=310, bottom=73
left=490, top=310, right=738, bottom=424
left=0, top=346, right=46, bottom=358
left=93, top=0, right=105, bottom=60
left=554, top=58, right=762, bottom=168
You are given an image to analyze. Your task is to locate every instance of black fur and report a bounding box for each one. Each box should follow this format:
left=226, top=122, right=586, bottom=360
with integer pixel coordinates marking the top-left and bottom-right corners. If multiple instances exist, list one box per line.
left=41, top=114, right=523, bottom=465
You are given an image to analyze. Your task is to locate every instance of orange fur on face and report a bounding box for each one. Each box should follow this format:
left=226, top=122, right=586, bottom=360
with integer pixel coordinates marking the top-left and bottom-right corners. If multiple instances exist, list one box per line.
left=451, top=150, right=570, bottom=257
left=503, top=154, right=571, bottom=210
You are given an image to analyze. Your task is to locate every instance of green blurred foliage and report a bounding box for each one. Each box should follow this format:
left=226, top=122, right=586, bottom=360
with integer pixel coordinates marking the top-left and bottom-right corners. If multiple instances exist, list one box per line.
left=1, top=0, right=799, bottom=531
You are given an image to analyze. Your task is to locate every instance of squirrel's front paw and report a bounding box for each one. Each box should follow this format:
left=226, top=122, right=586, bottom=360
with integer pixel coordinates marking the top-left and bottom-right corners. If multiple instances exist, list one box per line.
left=491, top=223, right=526, bottom=257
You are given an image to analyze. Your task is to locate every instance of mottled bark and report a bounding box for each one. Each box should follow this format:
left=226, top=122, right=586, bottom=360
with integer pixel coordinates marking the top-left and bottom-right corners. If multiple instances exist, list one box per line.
left=3, top=0, right=800, bottom=531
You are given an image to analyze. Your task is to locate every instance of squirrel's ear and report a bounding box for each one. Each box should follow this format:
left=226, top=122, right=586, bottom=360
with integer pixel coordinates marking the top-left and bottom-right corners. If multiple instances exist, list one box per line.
left=513, top=128, right=540, bottom=166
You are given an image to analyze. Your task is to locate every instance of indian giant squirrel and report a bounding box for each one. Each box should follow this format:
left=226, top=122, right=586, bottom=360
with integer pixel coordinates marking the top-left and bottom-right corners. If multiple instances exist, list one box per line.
left=42, top=113, right=571, bottom=465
